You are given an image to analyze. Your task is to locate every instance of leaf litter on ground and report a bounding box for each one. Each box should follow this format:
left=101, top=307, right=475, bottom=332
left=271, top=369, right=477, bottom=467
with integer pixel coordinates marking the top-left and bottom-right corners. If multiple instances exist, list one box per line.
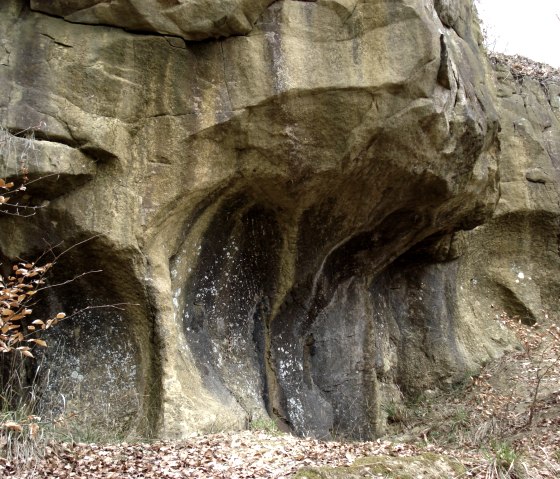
left=1, top=432, right=426, bottom=478
left=2, top=310, right=560, bottom=479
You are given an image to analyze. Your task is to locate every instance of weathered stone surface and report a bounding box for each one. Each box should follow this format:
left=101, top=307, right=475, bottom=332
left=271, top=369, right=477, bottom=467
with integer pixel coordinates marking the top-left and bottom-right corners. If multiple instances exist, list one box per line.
left=456, top=58, right=560, bottom=329
left=31, top=0, right=274, bottom=40
left=0, top=130, right=96, bottom=199
left=435, top=0, right=481, bottom=44
left=3, top=0, right=556, bottom=442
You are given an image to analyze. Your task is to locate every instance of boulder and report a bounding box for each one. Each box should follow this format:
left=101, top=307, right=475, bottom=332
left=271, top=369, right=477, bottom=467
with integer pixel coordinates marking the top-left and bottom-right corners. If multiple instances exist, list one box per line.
left=2, top=0, right=554, bottom=441
left=30, top=0, right=275, bottom=41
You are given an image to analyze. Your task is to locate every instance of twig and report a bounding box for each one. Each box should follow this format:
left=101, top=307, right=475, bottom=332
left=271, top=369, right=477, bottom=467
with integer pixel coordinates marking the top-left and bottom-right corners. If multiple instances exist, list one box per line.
left=52, top=235, right=101, bottom=262
left=0, top=208, right=38, bottom=218
left=17, top=173, right=59, bottom=187
left=61, top=303, right=138, bottom=322
left=35, top=270, right=103, bottom=293
left=527, top=353, right=560, bottom=427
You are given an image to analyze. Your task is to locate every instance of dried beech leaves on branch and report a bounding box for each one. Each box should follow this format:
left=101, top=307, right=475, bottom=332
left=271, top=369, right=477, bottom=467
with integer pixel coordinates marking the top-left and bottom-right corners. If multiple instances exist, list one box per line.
left=0, top=260, right=65, bottom=357
left=0, top=172, right=42, bottom=218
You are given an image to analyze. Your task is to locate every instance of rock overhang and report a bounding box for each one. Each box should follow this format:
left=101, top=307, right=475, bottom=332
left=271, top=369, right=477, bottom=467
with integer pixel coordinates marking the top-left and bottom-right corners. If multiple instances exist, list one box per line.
left=0, top=0, right=519, bottom=440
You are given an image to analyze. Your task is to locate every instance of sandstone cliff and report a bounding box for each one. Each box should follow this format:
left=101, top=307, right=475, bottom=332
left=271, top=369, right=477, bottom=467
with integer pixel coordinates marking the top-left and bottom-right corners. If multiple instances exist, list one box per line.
left=0, top=0, right=558, bottom=441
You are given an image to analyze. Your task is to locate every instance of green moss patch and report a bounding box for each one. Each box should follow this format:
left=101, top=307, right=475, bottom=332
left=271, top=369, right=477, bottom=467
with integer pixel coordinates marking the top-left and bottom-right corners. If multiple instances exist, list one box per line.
left=295, top=453, right=466, bottom=478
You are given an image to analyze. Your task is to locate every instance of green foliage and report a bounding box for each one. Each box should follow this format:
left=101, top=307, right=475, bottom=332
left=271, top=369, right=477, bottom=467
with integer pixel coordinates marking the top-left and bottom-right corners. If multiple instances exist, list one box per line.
left=383, top=400, right=408, bottom=425
left=485, top=441, right=525, bottom=479
left=450, top=407, right=469, bottom=429
left=249, top=417, right=280, bottom=435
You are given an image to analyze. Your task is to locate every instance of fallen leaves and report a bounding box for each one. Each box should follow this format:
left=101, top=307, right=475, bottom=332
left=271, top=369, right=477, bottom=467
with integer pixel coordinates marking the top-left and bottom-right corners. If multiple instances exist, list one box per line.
left=2, top=422, right=23, bottom=433
left=385, top=311, right=560, bottom=478
left=0, top=432, right=423, bottom=479
left=490, top=52, right=560, bottom=83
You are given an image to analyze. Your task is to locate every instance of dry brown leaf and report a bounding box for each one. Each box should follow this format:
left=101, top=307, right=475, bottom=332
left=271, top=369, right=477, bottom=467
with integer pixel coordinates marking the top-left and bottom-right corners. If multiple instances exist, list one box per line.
left=2, top=421, right=23, bottom=433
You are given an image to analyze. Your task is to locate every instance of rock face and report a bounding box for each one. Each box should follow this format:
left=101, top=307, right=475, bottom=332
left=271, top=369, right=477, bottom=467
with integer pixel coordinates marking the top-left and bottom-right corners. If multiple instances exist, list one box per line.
left=0, top=0, right=557, bottom=440
left=463, top=56, right=560, bottom=330
left=30, top=0, right=275, bottom=41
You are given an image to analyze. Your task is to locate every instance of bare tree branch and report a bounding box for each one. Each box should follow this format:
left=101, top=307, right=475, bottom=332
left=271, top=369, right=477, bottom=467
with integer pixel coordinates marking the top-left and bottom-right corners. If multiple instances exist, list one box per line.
left=35, top=270, right=103, bottom=293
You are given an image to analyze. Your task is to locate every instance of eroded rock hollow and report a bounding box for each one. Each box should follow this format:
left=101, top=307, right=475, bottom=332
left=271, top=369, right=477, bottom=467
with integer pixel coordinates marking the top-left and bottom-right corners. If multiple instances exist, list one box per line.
left=1, top=0, right=558, bottom=440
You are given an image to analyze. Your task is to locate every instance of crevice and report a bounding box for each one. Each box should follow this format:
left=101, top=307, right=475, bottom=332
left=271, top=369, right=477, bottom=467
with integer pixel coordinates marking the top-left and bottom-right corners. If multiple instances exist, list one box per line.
left=342, top=1, right=360, bottom=26
left=0, top=43, right=10, bottom=67
left=162, top=37, right=188, bottom=50
left=29, top=4, right=272, bottom=44
left=220, top=43, right=234, bottom=111
left=252, top=297, right=270, bottom=412
left=26, top=130, right=81, bottom=151
left=302, top=333, right=315, bottom=388
left=39, top=32, right=73, bottom=48
left=0, top=127, right=84, bottom=160
left=143, top=112, right=198, bottom=120
left=79, top=144, right=118, bottom=164
left=4, top=128, right=115, bottom=165
left=29, top=7, right=189, bottom=43
left=437, top=34, right=451, bottom=90
left=493, top=282, right=537, bottom=326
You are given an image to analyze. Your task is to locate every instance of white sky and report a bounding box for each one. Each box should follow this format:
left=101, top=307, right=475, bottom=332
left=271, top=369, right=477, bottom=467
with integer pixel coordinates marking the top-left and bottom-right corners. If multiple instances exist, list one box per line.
left=475, top=0, right=560, bottom=68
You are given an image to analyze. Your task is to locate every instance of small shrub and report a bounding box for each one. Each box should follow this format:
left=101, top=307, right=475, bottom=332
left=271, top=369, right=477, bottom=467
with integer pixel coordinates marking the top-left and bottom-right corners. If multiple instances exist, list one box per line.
left=0, top=353, right=58, bottom=465
left=498, top=312, right=560, bottom=428
left=249, top=417, right=280, bottom=435
left=383, top=401, right=408, bottom=425
left=484, top=441, right=525, bottom=479
left=0, top=126, right=68, bottom=466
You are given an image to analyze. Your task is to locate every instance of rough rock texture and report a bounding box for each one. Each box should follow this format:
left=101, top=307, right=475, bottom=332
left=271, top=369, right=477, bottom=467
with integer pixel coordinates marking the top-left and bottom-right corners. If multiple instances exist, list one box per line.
left=1, top=0, right=556, bottom=441
left=462, top=55, right=560, bottom=328
left=30, top=0, right=275, bottom=40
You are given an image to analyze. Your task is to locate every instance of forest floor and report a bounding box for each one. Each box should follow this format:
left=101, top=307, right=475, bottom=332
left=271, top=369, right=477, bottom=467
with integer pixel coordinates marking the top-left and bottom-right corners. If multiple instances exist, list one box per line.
left=1, top=314, right=559, bottom=478
left=377, top=313, right=560, bottom=479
